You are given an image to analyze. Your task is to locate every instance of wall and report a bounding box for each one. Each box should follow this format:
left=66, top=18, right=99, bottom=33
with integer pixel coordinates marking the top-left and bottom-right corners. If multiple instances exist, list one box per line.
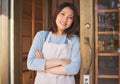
left=0, top=0, right=10, bottom=84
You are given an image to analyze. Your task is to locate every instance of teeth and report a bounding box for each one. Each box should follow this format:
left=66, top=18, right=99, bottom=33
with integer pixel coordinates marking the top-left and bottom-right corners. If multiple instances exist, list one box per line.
left=61, top=22, right=66, bottom=26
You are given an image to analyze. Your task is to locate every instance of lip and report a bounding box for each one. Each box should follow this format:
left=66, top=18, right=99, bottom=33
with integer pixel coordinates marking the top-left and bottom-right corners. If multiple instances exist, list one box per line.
left=60, top=21, right=66, bottom=26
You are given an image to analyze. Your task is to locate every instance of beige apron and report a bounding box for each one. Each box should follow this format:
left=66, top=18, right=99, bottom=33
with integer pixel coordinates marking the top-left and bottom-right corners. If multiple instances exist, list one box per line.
left=34, top=32, right=75, bottom=84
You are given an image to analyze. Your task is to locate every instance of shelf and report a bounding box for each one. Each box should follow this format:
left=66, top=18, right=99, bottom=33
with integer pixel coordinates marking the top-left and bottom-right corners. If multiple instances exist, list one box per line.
left=98, top=53, right=119, bottom=56
left=97, top=9, right=118, bottom=13
left=98, top=31, right=119, bottom=35
left=98, top=75, right=119, bottom=79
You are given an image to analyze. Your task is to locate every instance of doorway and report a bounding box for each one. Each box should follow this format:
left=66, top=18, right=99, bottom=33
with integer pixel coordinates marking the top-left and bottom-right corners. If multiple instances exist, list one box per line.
left=20, top=0, right=80, bottom=84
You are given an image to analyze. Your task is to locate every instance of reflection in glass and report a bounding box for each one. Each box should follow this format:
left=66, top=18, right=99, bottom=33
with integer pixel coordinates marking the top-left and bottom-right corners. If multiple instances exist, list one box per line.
left=98, top=34, right=119, bottom=53
left=98, top=0, right=119, bottom=10
left=98, top=12, right=119, bottom=31
left=98, top=56, right=119, bottom=75
left=98, top=78, right=118, bottom=84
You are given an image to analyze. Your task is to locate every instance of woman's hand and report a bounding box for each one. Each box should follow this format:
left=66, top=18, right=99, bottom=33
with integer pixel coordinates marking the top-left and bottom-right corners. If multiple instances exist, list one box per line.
left=60, top=59, right=71, bottom=66
left=35, top=50, right=44, bottom=59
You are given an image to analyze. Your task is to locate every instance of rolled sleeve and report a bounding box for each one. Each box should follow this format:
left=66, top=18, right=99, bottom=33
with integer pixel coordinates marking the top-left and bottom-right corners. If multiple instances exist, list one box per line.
left=64, top=36, right=81, bottom=75
left=27, top=31, right=48, bottom=71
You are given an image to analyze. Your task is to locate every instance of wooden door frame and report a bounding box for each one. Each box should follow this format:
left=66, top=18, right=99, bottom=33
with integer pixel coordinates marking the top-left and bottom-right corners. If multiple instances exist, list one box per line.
left=14, top=0, right=22, bottom=84
left=80, top=0, right=94, bottom=84
left=0, top=0, right=1, bottom=83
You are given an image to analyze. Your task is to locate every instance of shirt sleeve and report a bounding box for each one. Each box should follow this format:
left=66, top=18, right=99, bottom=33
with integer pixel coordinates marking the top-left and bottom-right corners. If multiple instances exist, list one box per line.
left=64, top=36, right=81, bottom=75
left=27, top=31, right=48, bottom=71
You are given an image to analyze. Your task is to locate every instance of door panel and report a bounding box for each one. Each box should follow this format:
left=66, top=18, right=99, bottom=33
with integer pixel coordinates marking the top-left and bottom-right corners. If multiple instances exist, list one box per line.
left=22, top=0, right=46, bottom=84
left=95, top=0, right=120, bottom=84
left=80, top=0, right=94, bottom=84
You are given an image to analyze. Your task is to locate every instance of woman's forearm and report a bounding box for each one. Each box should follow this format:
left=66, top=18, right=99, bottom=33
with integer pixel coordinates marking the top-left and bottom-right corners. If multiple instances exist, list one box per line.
left=45, top=66, right=67, bottom=75
left=45, top=59, right=71, bottom=69
left=35, top=50, right=71, bottom=70
left=45, top=59, right=61, bottom=69
left=36, top=50, right=70, bottom=69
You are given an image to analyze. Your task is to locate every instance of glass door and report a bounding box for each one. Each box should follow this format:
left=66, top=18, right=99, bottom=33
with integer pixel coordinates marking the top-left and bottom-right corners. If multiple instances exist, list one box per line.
left=95, top=0, right=120, bottom=84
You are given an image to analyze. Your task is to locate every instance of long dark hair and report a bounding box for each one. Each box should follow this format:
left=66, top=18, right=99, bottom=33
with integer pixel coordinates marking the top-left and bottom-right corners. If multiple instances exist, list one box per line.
left=50, top=2, right=79, bottom=38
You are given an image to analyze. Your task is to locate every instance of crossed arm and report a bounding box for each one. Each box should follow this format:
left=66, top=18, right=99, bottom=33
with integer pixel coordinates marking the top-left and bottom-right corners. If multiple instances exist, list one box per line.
left=35, top=50, right=71, bottom=75
left=27, top=32, right=80, bottom=75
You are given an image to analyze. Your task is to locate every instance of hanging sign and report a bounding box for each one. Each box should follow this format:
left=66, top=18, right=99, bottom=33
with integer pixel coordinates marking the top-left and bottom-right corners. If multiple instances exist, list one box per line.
left=84, top=75, right=89, bottom=84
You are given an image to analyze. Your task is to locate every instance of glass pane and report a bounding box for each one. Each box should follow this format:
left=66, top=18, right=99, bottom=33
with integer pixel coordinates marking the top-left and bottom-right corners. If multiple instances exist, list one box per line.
left=22, top=21, right=32, bottom=36
left=34, top=22, right=43, bottom=34
left=35, top=0, right=43, bottom=6
left=98, top=12, right=119, bottom=31
left=98, top=0, right=119, bottom=10
left=98, top=78, right=119, bottom=84
left=35, top=7, right=43, bottom=20
left=98, top=56, right=119, bottom=75
left=98, top=34, right=119, bottom=53
left=22, top=37, right=31, bottom=53
left=23, top=1, right=32, bottom=19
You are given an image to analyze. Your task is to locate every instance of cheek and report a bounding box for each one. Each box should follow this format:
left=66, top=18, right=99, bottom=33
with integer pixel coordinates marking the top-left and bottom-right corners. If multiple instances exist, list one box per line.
left=56, top=17, right=59, bottom=23
left=56, top=16, right=61, bottom=23
left=68, top=20, right=73, bottom=25
left=56, top=19, right=60, bottom=27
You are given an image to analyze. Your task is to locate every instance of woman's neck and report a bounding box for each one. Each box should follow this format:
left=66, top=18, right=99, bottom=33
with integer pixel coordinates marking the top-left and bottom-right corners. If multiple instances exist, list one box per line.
left=52, top=31, right=65, bottom=36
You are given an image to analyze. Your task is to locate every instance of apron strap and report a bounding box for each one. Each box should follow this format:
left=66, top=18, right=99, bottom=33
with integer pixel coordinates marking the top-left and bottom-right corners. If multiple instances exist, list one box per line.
left=45, top=32, right=52, bottom=42
left=67, top=38, right=71, bottom=45
left=46, top=31, right=72, bottom=45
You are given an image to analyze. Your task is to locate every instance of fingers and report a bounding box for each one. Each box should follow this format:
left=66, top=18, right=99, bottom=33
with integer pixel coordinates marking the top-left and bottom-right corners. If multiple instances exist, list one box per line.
left=36, top=50, right=44, bottom=59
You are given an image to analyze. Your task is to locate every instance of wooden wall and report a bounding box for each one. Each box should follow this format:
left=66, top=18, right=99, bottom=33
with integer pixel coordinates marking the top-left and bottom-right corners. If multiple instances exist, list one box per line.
left=21, top=0, right=46, bottom=84
left=14, top=0, right=22, bottom=83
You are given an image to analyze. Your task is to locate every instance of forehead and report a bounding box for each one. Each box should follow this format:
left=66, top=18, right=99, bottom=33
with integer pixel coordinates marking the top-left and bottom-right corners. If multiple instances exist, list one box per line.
left=60, top=7, right=73, bottom=15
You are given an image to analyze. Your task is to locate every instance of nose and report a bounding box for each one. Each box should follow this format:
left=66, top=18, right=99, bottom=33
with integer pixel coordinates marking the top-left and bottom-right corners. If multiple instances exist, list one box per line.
left=63, top=17, right=67, bottom=22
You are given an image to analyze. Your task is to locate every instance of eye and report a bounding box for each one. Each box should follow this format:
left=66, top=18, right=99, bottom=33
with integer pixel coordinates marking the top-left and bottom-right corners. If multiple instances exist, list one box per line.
left=60, top=13, right=65, bottom=16
left=68, top=17, right=73, bottom=20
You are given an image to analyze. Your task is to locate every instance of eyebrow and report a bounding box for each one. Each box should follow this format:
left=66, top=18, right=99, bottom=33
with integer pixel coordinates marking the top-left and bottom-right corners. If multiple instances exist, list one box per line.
left=60, top=10, right=73, bottom=17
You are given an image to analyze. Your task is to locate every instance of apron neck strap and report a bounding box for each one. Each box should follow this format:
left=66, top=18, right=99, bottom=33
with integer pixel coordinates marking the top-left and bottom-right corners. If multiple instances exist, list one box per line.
left=46, top=31, right=71, bottom=45
left=67, top=38, right=71, bottom=45
left=46, top=32, right=52, bottom=42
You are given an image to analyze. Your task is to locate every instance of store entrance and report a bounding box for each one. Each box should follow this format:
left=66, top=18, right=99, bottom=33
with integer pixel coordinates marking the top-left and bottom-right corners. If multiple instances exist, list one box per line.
left=80, top=0, right=120, bottom=84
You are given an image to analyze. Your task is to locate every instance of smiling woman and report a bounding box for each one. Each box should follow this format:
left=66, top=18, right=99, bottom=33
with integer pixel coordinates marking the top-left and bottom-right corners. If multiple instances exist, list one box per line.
left=27, top=2, right=81, bottom=84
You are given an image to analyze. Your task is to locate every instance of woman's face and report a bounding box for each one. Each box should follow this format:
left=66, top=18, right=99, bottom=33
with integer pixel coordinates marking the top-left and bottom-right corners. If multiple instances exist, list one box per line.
left=56, top=7, right=73, bottom=32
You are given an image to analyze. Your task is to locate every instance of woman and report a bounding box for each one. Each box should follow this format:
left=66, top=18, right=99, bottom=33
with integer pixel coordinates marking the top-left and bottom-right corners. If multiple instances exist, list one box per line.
left=27, top=2, right=81, bottom=84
